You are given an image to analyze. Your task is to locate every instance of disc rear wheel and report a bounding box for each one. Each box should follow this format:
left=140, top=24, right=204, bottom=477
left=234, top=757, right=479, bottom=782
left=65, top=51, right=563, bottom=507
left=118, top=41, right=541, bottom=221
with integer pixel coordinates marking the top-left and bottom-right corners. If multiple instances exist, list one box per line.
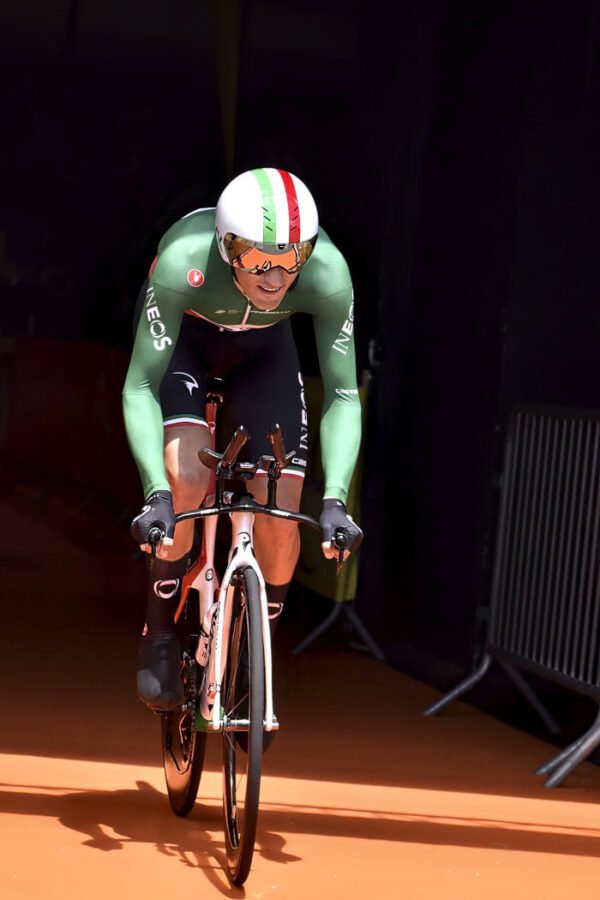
left=161, top=639, right=207, bottom=817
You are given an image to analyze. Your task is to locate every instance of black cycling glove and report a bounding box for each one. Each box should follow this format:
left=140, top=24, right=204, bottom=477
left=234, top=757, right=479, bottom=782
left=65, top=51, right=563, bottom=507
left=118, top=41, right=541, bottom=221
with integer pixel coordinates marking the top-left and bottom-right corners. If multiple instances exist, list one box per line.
left=130, top=490, right=176, bottom=545
left=319, top=498, right=363, bottom=553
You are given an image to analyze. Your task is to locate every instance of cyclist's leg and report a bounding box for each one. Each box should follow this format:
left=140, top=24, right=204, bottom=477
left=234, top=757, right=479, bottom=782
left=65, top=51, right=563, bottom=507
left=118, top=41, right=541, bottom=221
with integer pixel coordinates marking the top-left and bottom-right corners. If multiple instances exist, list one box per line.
left=164, top=423, right=212, bottom=559
left=213, top=321, right=306, bottom=749
left=137, top=314, right=213, bottom=711
left=250, top=475, right=303, bottom=630
left=225, top=318, right=307, bottom=637
left=230, top=476, right=303, bottom=752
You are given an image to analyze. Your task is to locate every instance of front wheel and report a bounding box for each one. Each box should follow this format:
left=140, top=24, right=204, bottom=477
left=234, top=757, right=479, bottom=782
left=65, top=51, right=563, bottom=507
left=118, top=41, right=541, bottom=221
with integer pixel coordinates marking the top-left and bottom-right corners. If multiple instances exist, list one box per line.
left=222, top=567, right=265, bottom=886
left=161, top=639, right=207, bottom=817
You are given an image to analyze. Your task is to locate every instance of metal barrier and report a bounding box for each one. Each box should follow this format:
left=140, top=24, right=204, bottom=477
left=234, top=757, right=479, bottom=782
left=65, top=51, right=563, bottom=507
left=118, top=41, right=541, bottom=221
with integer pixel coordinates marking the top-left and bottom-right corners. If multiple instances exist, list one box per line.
left=424, top=404, right=600, bottom=786
left=293, top=370, right=385, bottom=661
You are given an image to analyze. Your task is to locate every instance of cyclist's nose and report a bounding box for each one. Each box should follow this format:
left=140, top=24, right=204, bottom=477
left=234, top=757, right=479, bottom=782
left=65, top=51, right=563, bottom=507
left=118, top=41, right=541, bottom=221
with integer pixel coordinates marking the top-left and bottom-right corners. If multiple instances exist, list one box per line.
left=261, top=267, right=286, bottom=288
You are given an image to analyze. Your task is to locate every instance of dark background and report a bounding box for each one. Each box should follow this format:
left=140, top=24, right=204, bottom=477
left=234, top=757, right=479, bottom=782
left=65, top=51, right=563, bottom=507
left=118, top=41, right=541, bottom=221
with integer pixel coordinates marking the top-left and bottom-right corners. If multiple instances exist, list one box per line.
left=2, top=1, right=600, bottom=746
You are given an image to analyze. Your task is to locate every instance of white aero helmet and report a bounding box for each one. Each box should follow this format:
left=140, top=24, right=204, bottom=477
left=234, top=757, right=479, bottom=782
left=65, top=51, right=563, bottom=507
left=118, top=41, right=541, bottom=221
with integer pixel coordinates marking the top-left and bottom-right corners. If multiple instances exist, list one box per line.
left=215, top=167, right=319, bottom=274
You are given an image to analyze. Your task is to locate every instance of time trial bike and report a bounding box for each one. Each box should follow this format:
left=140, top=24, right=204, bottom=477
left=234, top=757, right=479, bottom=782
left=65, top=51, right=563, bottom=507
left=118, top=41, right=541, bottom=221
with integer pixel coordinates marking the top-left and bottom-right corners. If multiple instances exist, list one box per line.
left=149, top=381, right=348, bottom=886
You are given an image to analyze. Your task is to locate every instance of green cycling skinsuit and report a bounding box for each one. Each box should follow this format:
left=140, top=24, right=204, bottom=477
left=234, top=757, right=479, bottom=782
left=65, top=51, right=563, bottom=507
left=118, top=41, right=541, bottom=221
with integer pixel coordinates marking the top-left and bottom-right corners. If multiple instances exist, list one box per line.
left=122, top=206, right=362, bottom=712
left=123, top=207, right=361, bottom=502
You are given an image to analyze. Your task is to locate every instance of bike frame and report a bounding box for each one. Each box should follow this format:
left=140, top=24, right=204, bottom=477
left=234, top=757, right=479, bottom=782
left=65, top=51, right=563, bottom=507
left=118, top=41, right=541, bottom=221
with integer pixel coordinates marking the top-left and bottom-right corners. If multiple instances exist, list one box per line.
left=212, top=507, right=275, bottom=731
left=157, top=387, right=347, bottom=889
left=175, top=388, right=292, bottom=735
left=178, top=482, right=320, bottom=734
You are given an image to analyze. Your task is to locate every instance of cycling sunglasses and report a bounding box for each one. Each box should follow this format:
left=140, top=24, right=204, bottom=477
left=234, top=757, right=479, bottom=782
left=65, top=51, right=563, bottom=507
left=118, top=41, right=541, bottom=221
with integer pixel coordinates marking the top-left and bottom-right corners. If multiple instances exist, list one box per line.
left=223, top=234, right=316, bottom=275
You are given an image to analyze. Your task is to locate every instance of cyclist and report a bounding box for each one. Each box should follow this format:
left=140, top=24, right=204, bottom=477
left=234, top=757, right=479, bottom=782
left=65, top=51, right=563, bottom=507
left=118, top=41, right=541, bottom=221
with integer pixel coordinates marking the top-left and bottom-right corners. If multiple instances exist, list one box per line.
left=123, top=167, right=364, bottom=711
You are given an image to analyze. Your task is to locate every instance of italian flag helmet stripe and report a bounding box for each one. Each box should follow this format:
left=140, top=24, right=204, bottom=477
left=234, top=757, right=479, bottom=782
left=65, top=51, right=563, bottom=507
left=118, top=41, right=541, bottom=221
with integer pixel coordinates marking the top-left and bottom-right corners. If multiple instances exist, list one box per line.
left=251, top=167, right=301, bottom=244
left=278, top=169, right=301, bottom=242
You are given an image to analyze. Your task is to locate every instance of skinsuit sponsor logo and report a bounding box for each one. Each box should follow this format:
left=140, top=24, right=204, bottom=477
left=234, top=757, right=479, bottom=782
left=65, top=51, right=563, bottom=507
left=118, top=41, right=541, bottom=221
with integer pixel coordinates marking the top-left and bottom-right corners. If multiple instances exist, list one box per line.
left=332, top=301, right=354, bottom=356
left=298, top=371, right=308, bottom=452
left=146, top=285, right=172, bottom=352
left=153, top=579, right=180, bottom=599
left=173, top=371, right=199, bottom=396
left=187, top=269, right=205, bottom=287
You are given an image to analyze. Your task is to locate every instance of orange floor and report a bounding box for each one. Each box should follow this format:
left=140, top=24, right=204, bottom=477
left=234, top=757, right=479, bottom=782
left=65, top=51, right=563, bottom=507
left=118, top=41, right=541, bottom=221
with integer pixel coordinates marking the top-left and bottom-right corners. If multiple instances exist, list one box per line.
left=2, top=496, right=600, bottom=898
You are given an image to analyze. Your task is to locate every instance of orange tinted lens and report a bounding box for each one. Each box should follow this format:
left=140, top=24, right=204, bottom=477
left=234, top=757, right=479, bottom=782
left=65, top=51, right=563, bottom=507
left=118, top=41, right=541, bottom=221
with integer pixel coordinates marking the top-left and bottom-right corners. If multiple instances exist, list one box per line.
left=296, top=241, right=315, bottom=266
left=223, top=234, right=315, bottom=272
left=223, top=234, right=254, bottom=265
left=234, top=245, right=299, bottom=273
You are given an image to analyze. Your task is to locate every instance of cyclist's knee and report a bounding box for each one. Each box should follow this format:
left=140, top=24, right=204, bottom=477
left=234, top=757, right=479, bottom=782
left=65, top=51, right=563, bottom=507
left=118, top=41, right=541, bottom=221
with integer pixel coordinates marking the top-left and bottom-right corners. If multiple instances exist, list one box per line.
left=165, top=450, right=209, bottom=500
left=166, top=462, right=207, bottom=507
left=249, top=475, right=303, bottom=511
left=256, top=515, right=299, bottom=544
left=164, top=425, right=211, bottom=497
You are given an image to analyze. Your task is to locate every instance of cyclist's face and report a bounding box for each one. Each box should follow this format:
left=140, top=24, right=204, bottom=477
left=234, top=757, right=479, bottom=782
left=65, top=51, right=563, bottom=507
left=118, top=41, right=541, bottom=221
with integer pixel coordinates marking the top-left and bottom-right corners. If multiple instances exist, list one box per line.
left=234, top=266, right=298, bottom=310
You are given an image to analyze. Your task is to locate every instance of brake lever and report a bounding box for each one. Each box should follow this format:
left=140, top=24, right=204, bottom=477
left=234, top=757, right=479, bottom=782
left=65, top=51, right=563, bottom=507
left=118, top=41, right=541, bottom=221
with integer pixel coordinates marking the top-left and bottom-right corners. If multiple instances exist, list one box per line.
left=148, top=526, right=164, bottom=558
left=333, top=529, right=349, bottom=575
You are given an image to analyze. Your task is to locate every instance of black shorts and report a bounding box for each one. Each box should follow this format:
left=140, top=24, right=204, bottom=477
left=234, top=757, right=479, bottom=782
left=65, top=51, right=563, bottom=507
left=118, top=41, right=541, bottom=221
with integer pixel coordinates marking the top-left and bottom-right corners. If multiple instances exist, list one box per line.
left=134, top=282, right=308, bottom=478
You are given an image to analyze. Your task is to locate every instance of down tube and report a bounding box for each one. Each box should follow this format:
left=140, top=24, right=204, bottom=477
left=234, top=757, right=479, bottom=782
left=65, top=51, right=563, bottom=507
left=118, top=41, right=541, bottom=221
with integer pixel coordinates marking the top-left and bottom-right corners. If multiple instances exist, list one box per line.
left=212, top=550, right=275, bottom=730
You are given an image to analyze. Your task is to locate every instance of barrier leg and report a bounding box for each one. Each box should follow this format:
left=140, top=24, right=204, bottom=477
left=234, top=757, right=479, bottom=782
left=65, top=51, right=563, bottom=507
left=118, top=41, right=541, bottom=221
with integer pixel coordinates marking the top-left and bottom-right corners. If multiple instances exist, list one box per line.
left=292, top=603, right=343, bottom=655
left=292, top=600, right=386, bottom=661
left=423, top=654, right=493, bottom=716
left=536, top=708, right=600, bottom=787
left=94, top=507, right=132, bottom=540
left=62, top=490, right=97, bottom=523
left=497, top=660, right=561, bottom=734
left=344, top=605, right=386, bottom=661
left=536, top=735, right=588, bottom=776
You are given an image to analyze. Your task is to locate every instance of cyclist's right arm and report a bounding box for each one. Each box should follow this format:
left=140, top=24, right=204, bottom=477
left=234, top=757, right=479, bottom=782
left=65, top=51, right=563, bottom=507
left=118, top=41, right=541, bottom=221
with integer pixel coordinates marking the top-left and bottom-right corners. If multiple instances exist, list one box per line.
left=122, top=277, right=187, bottom=502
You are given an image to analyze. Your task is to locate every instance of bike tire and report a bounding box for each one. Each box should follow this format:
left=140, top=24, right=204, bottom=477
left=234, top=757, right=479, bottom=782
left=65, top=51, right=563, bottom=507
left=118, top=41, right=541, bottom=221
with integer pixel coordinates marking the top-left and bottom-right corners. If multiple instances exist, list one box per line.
left=161, top=640, right=208, bottom=817
left=222, top=566, right=265, bottom=885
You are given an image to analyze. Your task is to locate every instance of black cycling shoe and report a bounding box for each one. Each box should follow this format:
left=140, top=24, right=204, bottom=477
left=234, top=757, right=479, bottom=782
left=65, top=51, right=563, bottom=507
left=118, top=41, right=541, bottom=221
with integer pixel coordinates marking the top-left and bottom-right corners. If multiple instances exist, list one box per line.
left=137, top=634, right=185, bottom=712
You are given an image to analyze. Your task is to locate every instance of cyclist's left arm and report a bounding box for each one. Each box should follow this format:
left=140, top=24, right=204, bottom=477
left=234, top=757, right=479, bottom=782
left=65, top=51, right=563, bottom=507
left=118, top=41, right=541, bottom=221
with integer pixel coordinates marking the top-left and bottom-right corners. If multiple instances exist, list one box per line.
left=312, top=282, right=363, bottom=558
left=312, top=284, right=362, bottom=506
